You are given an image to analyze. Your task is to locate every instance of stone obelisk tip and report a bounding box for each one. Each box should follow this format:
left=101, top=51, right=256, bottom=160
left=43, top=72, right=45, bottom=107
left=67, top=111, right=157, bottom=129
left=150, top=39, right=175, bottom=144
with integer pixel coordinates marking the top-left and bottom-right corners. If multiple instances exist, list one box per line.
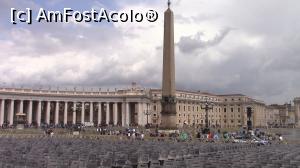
left=168, top=0, right=171, bottom=8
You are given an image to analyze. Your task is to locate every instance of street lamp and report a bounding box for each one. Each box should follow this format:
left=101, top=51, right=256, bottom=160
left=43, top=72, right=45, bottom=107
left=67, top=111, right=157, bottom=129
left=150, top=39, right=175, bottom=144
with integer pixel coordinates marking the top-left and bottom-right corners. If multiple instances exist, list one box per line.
left=246, top=107, right=252, bottom=130
left=201, top=97, right=214, bottom=132
left=144, top=103, right=151, bottom=128
left=193, top=114, right=195, bottom=126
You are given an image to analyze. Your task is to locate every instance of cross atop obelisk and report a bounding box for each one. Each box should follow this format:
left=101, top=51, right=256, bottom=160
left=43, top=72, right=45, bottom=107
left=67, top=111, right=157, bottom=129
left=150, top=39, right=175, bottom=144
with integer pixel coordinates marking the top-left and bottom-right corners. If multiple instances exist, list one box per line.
left=160, top=0, right=177, bottom=129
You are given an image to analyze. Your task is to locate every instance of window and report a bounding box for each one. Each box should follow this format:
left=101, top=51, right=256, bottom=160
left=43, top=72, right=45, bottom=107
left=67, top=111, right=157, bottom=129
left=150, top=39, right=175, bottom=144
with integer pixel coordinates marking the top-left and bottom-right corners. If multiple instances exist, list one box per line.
left=231, top=120, right=234, bottom=123
left=238, top=108, right=240, bottom=112
left=224, top=108, right=227, bottom=112
left=153, top=105, right=157, bottom=111
left=224, top=115, right=226, bottom=118
left=179, top=105, right=181, bottom=111
left=238, top=120, right=241, bottom=123
left=153, top=114, right=157, bottom=117
left=179, top=120, right=181, bottom=123
left=224, top=120, right=227, bottom=123
left=179, top=114, right=181, bottom=117
left=184, top=106, right=186, bottom=111
left=231, top=108, right=234, bottom=112
left=225, top=99, right=227, bottom=101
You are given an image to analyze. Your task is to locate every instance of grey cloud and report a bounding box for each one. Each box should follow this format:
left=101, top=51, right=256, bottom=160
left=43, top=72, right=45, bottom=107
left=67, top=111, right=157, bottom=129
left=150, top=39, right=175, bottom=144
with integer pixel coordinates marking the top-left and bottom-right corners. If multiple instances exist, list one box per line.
left=177, top=28, right=231, bottom=53
left=175, top=31, right=300, bottom=104
left=172, top=0, right=300, bottom=104
left=175, top=13, right=219, bottom=24
left=0, top=23, right=123, bottom=58
left=1, top=0, right=300, bottom=105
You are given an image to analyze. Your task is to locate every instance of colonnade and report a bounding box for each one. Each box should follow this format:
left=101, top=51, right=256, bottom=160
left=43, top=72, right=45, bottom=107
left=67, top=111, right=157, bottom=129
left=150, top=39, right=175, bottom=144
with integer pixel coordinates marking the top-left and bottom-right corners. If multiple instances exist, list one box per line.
left=0, top=99, right=147, bottom=127
left=294, top=98, right=300, bottom=127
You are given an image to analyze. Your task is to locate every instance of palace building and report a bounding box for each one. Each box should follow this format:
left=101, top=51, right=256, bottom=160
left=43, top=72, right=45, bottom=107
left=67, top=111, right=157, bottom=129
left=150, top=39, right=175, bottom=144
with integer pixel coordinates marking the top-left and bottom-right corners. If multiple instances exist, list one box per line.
left=1, top=84, right=296, bottom=128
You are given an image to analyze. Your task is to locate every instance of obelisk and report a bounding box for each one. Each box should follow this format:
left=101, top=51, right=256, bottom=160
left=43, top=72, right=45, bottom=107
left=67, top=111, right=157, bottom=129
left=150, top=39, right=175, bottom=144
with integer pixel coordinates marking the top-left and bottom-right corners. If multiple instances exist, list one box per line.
left=160, top=0, right=177, bottom=129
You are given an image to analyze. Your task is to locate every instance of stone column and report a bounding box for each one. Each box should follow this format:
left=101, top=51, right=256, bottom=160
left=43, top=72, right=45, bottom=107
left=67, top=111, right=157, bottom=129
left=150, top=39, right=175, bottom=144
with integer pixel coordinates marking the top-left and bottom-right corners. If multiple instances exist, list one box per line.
left=106, top=102, right=110, bottom=125
left=298, top=105, right=300, bottom=127
left=46, top=101, right=51, bottom=124
left=64, top=102, right=68, bottom=125
left=19, top=100, right=24, bottom=114
left=9, top=100, right=14, bottom=126
left=98, top=102, right=102, bottom=125
left=125, top=102, right=130, bottom=126
left=27, top=100, right=32, bottom=125
left=113, top=103, right=118, bottom=126
left=121, top=103, right=125, bottom=127
left=73, top=102, right=76, bottom=124
left=143, top=103, right=148, bottom=126
left=37, top=101, right=41, bottom=127
left=55, top=101, right=59, bottom=125
left=0, top=99, right=4, bottom=126
left=294, top=98, right=300, bottom=127
left=81, top=102, right=85, bottom=124
left=89, top=102, right=93, bottom=123
left=137, top=103, right=144, bottom=126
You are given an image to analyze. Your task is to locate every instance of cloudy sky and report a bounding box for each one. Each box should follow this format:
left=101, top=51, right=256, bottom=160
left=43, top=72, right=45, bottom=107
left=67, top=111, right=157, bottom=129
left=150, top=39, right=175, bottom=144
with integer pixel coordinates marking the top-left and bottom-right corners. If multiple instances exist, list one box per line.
left=0, top=0, right=300, bottom=104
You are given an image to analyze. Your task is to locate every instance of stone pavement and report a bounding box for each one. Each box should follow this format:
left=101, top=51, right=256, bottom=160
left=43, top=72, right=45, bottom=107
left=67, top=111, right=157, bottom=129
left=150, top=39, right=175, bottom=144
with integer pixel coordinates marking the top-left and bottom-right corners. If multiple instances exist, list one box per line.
left=0, top=136, right=299, bottom=168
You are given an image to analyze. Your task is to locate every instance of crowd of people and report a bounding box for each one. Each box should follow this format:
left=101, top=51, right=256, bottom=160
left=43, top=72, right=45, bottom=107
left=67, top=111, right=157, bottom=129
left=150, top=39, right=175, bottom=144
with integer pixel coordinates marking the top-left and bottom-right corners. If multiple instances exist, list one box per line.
left=194, top=128, right=285, bottom=144
left=0, top=121, right=288, bottom=145
left=95, top=127, right=145, bottom=140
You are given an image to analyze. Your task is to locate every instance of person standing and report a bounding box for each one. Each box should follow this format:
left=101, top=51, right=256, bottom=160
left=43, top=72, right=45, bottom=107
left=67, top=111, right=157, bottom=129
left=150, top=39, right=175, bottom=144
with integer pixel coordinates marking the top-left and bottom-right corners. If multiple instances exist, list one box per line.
left=141, top=132, right=145, bottom=141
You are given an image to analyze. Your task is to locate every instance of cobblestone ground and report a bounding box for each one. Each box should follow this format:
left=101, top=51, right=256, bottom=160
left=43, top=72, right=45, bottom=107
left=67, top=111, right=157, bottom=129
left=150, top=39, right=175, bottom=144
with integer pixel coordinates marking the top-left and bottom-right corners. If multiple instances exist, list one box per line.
left=0, top=136, right=299, bottom=168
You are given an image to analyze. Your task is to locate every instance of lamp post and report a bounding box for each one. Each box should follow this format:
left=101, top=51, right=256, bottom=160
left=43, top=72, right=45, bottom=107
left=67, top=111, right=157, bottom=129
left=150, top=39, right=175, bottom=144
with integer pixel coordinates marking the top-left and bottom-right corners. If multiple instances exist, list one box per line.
left=246, top=107, right=252, bottom=130
left=144, top=103, right=151, bottom=128
left=193, top=114, right=196, bottom=127
left=201, top=97, right=214, bottom=132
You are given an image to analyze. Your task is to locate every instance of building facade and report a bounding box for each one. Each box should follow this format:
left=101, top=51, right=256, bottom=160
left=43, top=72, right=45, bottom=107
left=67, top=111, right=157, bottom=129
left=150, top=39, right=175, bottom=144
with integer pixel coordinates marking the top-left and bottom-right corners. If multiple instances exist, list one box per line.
left=151, top=91, right=267, bottom=128
left=264, top=102, right=300, bottom=128
left=294, top=97, right=300, bottom=127
left=0, top=86, right=151, bottom=127
left=1, top=85, right=292, bottom=129
left=265, top=105, right=280, bottom=127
